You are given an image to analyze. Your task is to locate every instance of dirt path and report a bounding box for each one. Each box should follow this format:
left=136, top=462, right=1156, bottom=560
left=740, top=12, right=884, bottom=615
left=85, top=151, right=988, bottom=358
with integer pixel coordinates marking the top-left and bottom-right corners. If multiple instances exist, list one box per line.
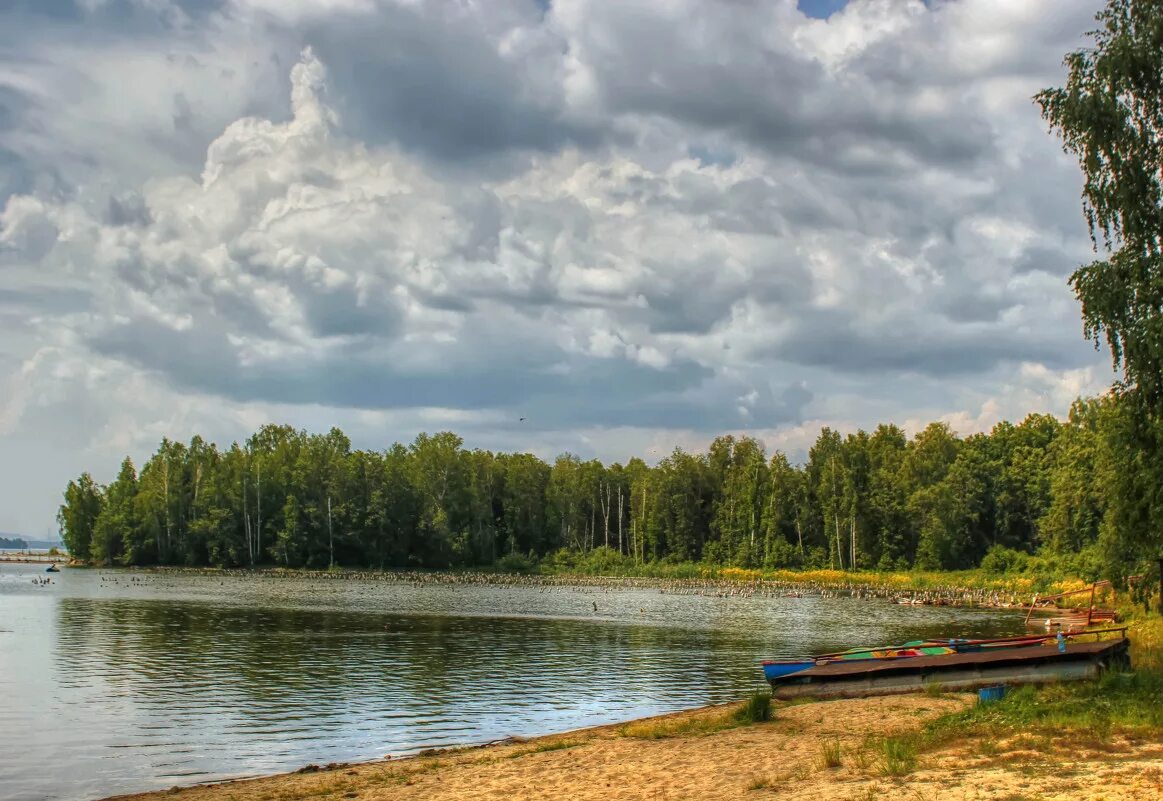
left=105, top=695, right=1163, bottom=801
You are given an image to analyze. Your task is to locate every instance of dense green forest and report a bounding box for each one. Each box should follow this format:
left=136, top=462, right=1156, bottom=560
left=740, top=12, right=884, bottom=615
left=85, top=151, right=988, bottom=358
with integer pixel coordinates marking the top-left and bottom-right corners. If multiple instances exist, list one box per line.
left=55, top=394, right=1151, bottom=579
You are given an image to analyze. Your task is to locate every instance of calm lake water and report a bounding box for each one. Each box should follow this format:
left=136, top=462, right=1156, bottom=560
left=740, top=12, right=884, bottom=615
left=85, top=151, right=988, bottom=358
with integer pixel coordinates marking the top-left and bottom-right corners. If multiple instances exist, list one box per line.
left=0, top=564, right=1024, bottom=801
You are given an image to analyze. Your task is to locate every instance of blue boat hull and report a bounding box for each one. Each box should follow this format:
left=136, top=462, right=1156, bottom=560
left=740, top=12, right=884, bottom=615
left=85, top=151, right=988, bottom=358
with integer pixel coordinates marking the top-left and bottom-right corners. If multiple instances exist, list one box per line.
left=761, top=660, right=816, bottom=681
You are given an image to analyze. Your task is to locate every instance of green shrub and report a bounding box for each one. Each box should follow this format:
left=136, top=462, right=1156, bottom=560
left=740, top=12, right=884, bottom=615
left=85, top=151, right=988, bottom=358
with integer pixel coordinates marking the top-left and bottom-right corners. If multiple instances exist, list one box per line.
left=734, top=690, right=773, bottom=724
left=762, top=538, right=801, bottom=569
left=495, top=552, right=538, bottom=574
left=979, top=545, right=1030, bottom=575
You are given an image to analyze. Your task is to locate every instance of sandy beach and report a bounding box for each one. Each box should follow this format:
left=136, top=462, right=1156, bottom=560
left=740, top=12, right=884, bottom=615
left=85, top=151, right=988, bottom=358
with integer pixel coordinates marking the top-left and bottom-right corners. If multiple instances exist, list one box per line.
left=104, top=694, right=1163, bottom=801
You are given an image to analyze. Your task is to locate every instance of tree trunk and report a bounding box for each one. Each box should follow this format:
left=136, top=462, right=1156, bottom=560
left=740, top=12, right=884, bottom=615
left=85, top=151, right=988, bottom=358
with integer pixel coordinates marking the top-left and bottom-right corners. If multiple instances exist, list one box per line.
left=590, top=495, right=596, bottom=551
left=850, top=513, right=856, bottom=571
left=630, top=516, right=636, bottom=562
left=600, top=482, right=612, bottom=549
left=617, top=484, right=624, bottom=555
left=750, top=463, right=760, bottom=548
left=255, top=461, right=262, bottom=563
left=327, top=495, right=334, bottom=568
left=162, top=457, right=171, bottom=560
left=242, top=476, right=252, bottom=565
left=830, top=456, right=842, bottom=570
left=834, top=513, right=843, bottom=571
left=643, top=482, right=649, bottom=562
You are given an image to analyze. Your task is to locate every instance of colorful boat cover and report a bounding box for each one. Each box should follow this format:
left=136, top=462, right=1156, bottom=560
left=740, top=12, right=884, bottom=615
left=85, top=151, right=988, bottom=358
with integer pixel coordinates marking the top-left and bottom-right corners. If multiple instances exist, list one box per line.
left=828, top=645, right=956, bottom=660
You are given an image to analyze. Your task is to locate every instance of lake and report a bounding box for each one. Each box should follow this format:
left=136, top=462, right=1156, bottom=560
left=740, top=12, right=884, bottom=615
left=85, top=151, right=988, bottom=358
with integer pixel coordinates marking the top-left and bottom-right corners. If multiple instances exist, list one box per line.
left=0, top=563, right=1024, bottom=801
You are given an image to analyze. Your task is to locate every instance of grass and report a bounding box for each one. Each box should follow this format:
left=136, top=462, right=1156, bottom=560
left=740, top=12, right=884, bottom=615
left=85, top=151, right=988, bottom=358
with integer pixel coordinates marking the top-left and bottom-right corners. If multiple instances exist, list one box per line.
left=923, top=681, right=945, bottom=698
left=622, top=692, right=775, bottom=739
left=872, top=671, right=1162, bottom=775
left=877, top=737, right=918, bottom=776
left=618, top=708, right=741, bottom=739
left=868, top=617, right=1163, bottom=777
left=1125, top=610, right=1163, bottom=672
left=735, top=690, right=773, bottom=723
left=505, top=739, right=580, bottom=759
left=976, top=738, right=1001, bottom=757
left=818, top=738, right=842, bottom=769
left=925, top=669, right=1163, bottom=738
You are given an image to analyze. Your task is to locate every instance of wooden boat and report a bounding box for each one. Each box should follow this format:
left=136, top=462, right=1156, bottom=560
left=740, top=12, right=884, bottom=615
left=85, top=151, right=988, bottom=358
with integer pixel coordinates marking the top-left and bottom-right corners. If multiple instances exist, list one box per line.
left=761, top=660, right=817, bottom=681
left=762, top=635, right=1053, bottom=683
left=764, top=628, right=1129, bottom=699
left=1022, top=582, right=1118, bottom=631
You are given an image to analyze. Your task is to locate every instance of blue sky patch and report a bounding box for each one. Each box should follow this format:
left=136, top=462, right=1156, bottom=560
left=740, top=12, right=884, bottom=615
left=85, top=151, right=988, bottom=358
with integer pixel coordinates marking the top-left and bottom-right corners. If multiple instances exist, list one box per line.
left=797, top=0, right=850, bottom=19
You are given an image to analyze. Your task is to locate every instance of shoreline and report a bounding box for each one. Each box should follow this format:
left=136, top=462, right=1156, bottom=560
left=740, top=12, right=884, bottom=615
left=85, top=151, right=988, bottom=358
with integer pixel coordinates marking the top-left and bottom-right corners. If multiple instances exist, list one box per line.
left=101, top=692, right=1163, bottom=801
left=67, top=563, right=1088, bottom=610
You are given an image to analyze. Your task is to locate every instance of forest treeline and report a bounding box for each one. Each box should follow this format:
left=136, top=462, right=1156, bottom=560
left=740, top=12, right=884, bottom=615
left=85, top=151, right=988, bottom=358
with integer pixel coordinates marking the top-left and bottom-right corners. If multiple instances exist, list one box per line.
left=56, top=393, right=1152, bottom=579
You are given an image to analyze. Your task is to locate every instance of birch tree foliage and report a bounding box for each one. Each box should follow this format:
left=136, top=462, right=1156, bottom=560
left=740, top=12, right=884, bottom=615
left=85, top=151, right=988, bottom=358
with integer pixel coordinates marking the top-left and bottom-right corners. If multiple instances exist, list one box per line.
left=1038, top=0, right=1163, bottom=404
left=57, top=472, right=103, bottom=562
left=1038, top=0, right=1163, bottom=577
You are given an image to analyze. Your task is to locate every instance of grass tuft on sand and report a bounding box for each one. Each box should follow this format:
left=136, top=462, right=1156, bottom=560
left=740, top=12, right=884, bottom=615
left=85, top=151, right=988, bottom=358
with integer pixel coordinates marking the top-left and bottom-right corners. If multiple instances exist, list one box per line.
left=744, top=776, right=771, bottom=791
left=734, top=690, right=773, bottom=724
left=877, top=737, right=918, bottom=776
left=505, top=739, right=580, bottom=759
left=620, top=692, right=774, bottom=739
left=818, top=738, right=842, bottom=769
left=618, top=707, right=740, bottom=739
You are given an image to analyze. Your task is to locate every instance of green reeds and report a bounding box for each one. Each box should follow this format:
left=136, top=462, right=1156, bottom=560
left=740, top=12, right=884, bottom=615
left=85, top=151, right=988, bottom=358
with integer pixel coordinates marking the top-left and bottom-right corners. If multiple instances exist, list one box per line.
left=819, top=738, right=843, bottom=769
left=734, top=690, right=773, bottom=724
left=878, top=737, right=917, bottom=776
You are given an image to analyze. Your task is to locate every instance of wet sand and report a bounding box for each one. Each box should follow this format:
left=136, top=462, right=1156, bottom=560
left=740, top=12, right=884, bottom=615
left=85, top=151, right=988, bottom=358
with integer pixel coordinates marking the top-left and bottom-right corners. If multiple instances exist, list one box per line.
left=104, top=694, right=1162, bottom=801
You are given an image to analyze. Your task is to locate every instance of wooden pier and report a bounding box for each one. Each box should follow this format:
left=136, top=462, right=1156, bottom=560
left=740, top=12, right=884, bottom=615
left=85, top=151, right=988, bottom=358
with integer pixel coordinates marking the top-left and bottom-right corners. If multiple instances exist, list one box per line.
left=770, top=636, right=1130, bottom=700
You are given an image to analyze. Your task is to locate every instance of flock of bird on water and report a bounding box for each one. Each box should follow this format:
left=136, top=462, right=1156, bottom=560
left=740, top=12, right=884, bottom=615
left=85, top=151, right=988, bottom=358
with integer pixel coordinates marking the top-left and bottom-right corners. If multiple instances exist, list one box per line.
left=6, top=566, right=1037, bottom=612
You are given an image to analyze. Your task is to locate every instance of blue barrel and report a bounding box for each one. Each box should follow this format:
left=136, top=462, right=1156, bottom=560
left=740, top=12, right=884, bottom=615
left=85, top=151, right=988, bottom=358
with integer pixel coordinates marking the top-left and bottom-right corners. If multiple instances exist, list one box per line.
left=978, top=684, right=1006, bottom=704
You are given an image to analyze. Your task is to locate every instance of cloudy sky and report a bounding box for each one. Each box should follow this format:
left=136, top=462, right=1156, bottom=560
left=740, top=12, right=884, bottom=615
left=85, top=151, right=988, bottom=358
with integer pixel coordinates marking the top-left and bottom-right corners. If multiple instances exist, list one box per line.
left=0, top=0, right=1116, bottom=536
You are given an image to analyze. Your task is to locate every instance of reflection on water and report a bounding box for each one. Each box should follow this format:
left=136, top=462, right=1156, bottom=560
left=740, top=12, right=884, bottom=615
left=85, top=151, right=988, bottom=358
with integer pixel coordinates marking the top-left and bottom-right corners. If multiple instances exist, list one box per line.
left=0, top=565, right=1023, bottom=801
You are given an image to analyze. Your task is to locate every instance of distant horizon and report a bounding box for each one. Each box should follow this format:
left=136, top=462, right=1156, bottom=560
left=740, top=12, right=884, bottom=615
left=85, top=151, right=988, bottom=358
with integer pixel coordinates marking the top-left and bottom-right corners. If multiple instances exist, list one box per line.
left=0, top=533, right=64, bottom=548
